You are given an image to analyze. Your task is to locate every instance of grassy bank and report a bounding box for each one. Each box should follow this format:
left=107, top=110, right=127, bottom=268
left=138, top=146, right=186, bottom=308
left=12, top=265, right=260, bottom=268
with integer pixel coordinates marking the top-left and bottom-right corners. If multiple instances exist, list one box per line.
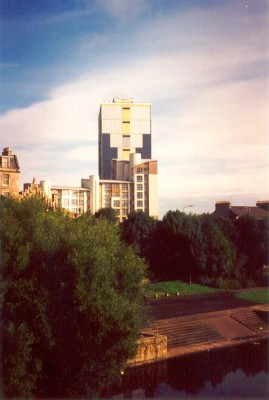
left=235, top=289, right=269, bottom=304
left=143, top=280, right=220, bottom=297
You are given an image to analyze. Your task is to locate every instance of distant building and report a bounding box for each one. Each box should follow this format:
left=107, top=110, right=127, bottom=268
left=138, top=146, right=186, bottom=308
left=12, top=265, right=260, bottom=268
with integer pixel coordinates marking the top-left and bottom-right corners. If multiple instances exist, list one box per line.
left=0, top=147, right=20, bottom=196
left=82, top=154, right=158, bottom=222
left=23, top=180, right=90, bottom=216
left=50, top=184, right=90, bottom=216
left=95, top=97, right=158, bottom=221
left=213, top=200, right=269, bottom=220
left=98, top=97, right=152, bottom=179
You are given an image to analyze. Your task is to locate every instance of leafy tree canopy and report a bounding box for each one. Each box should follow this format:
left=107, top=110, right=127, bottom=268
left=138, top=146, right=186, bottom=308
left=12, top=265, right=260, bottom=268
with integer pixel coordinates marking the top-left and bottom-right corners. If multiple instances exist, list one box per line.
left=1, top=196, right=147, bottom=398
left=94, top=207, right=118, bottom=223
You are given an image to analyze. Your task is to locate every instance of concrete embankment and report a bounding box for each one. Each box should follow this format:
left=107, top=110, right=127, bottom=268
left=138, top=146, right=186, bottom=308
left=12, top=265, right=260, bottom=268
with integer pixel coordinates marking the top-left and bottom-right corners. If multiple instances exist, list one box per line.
left=130, top=290, right=269, bottom=366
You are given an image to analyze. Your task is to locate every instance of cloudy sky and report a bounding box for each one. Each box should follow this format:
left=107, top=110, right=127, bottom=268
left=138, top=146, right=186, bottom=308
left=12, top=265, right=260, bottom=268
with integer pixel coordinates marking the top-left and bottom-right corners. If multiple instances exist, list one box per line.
left=1, top=0, right=268, bottom=216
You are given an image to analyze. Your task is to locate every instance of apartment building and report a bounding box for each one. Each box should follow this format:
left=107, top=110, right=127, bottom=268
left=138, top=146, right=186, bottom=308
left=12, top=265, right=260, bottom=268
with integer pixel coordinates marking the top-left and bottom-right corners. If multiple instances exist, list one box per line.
left=98, top=97, right=151, bottom=179
left=0, top=147, right=20, bottom=196
left=23, top=180, right=90, bottom=216
left=95, top=97, right=158, bottom=221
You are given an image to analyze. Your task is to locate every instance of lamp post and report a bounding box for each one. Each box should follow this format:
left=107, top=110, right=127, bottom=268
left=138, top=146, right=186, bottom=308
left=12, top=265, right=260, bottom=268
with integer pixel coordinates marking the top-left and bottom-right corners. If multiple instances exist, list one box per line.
left=183, top=205, right=194, bottom=284
left=183, top=205, right=193, bottom=212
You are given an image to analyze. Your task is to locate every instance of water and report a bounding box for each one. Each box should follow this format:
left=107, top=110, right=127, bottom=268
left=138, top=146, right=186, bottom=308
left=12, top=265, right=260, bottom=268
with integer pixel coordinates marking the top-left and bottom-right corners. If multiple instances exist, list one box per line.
left=104, top=339, right=269, bottom=399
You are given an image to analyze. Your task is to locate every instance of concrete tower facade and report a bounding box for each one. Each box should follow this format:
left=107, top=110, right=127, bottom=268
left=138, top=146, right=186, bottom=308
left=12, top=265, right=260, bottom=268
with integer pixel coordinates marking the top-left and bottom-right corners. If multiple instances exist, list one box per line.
left=98, top=97, right=151, bottom=179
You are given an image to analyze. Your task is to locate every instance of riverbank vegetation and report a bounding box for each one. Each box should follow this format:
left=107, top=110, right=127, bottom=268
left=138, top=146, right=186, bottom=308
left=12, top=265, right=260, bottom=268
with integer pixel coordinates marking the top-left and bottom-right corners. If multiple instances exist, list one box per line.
left=1, top=197, right=146, bottom=398
left=121, top=210, right=268, bottom=290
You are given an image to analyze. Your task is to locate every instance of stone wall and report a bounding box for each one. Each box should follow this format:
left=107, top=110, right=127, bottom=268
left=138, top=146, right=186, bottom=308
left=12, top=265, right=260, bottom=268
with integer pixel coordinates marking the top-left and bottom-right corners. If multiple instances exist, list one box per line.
left=128, top=334, right=167, bottom=366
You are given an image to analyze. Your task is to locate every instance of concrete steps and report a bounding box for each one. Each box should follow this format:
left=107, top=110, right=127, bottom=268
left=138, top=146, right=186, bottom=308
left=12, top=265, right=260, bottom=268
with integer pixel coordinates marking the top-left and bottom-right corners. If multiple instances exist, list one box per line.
left=142, top=319, right=223, bottom=350
left=231, top=309, right=269, bottom=335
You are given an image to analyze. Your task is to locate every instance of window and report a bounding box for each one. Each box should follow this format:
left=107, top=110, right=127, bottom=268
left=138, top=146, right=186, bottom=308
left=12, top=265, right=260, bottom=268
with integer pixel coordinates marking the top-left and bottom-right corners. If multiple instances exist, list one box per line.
left=113, top=184, right=119, bottom=189
left=122, top=121, right=130, bottom=134
left=1, top=157, right=8, bottom=168
left=137, top=176, right=143, bottom=182
left=79, top=200, right=84, bottom=206
left=62, top=190, right=69, bottom=196
left=137, top=184, right=143, bottom=191
left=71, top=199, right=77, bottom=205
left=122, top=149, right=130, bottom=160
left=113, top=200, right=120, bottom=208
left=3, top=174, right=9, bottom=186
left=137, top=167, right=143, bottom=173
left=122, top=107, right=130, bottom=121
left=122, top=192, right=128, bottom=199
left=122, top=135, right=130, bottom=147
left=122, top=183, right=128, bottom=190
left=63, top=199, right=69, bottom=207
left=122, top=200, right=128, bottom=207
left=122, top=208, right=128, bottom=215
left=137, top=192, right=143, bottom=199
left=115, top=209, right=120, bottom=216
left=137, top=200, right=143, bottom=207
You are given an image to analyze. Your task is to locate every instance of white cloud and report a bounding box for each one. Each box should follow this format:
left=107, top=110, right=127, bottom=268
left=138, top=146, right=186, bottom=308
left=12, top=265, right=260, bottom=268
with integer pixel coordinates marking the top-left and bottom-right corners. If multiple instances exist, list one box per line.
left=96, top=0, right=150, bottom=21
left=1, top=3, right=268, bottom=215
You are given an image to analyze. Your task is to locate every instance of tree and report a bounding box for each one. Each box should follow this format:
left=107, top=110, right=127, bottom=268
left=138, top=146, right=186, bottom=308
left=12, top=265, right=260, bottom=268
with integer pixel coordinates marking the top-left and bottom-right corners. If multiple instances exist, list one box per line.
left=120, top=211, right=157, bottom=258
left=1, top=197, right=147, bottom=398
left=94, top=207, right=118, bottom=223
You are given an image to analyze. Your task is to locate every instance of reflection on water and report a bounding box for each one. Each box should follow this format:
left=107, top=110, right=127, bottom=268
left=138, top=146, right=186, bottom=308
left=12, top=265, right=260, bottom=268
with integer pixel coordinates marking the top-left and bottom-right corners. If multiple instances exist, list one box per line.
left=104, top=339, right=269, bottom=399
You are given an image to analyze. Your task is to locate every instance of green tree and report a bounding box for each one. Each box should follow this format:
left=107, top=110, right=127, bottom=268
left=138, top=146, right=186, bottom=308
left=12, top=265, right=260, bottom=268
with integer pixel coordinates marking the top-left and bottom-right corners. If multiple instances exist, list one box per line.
left=1, top=197, right=147, bottom=398
left=120, top=211, right=157, bottom=258
left=94, top=207, right=118, bottom=223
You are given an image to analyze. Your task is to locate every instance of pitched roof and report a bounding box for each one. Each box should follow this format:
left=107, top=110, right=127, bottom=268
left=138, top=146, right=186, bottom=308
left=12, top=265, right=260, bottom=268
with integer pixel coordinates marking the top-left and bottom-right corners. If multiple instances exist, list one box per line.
left=230, top=206, right=269, bottom=219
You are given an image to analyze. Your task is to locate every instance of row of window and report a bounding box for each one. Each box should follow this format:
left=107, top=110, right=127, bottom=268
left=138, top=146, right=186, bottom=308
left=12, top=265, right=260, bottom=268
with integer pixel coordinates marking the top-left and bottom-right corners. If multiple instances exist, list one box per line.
left=136, top=167, right=149, bottom=174
left=112, top=200, right=129, bottom=208
left=112, top=183, right=128, bottom=190
left=63, top=199, right=85, bottom=206
left=110, top=192, right=128, bottom=199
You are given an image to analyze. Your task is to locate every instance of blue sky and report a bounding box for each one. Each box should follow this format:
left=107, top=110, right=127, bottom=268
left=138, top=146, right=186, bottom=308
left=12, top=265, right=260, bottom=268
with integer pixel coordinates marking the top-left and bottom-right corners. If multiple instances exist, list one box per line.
left=0, top=0, right=268, bottom=216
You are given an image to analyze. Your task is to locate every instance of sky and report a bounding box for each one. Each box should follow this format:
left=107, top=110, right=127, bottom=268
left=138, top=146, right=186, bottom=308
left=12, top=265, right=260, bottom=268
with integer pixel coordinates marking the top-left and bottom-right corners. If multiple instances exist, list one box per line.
left=0, top=0, right=268, bottom=216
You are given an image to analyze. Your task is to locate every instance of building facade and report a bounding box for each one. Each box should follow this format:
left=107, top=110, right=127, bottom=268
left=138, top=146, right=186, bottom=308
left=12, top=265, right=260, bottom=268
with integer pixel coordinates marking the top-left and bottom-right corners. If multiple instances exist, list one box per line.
left=0, top=147, right=20, bottom=196
left=98, top=97, right=152, bottom=179
left=23, top=180, right=90, bottom=216
left=95, top=97, right=158, bottom=221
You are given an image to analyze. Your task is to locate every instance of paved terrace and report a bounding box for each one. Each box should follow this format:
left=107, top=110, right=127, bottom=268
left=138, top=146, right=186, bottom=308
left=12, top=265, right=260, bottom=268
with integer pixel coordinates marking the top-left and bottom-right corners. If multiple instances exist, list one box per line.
left=143, top=290, right=269, bottom=358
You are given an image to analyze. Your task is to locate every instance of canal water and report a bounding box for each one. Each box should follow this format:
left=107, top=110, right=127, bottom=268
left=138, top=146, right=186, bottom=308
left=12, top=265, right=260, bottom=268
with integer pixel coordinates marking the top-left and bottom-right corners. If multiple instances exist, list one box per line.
left=104, top=339, right=269, bottom=399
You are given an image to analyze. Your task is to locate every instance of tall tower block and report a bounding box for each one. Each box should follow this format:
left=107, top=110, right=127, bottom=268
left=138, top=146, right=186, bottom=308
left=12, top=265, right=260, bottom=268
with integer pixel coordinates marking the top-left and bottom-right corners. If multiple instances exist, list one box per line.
left=98, top=97, right=152, bottom=179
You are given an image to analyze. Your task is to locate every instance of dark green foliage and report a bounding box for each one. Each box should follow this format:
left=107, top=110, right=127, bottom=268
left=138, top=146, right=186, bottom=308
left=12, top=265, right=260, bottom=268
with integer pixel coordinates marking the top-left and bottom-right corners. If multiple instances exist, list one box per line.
left=120, top=211, right=157, bottom=257
left=124, top=209, right=267, bottom=290
left=94, top=207, right=118, bottom=223
left=1, top=197, right=146, bottom=398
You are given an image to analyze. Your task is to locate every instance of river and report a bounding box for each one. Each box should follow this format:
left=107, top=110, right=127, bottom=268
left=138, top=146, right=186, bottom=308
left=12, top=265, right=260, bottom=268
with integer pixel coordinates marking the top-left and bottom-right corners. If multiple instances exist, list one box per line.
left=104, top=339, right=269, bottom=399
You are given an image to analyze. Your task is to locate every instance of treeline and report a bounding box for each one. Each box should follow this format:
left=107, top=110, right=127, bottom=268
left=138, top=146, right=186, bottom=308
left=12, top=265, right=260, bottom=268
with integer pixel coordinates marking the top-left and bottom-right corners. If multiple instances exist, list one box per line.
left=120, top=210, right=268, bottom=289
left=0, top=197, right=146, bottom=398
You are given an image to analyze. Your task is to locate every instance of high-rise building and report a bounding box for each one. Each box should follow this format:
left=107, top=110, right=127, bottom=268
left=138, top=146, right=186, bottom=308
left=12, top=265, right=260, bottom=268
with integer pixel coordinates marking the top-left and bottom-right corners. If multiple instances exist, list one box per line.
left=0, top=147, right=20, bottom=196
left=83, top=97, right=158, bottom=221
left=98, top=97, right=151, bottom=179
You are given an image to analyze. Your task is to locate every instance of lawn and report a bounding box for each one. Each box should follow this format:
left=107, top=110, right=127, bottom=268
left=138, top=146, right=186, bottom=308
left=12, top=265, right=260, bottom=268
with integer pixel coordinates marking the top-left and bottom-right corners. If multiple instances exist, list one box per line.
left=235, top=289, right=269, bottom=304
left=142, top=280, right=220, bottom=297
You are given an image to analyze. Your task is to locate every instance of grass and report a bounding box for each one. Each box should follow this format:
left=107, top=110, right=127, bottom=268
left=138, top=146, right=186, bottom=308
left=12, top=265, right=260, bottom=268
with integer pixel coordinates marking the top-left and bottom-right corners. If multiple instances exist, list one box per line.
left=235, top=289, right=269, bottom=304
left=142, top=280, right=220, bottom=298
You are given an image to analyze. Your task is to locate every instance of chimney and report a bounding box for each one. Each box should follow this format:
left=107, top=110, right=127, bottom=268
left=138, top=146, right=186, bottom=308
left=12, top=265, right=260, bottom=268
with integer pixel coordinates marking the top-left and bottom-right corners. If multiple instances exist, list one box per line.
left=215, top=201, right=231, bottom=217
left=3, top=147, right=12, bottom=156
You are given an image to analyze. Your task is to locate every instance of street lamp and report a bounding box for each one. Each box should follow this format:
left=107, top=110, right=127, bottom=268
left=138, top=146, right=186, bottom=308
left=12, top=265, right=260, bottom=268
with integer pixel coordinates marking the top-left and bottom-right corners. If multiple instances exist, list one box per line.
left=183, top=204, right=194, bottom=212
